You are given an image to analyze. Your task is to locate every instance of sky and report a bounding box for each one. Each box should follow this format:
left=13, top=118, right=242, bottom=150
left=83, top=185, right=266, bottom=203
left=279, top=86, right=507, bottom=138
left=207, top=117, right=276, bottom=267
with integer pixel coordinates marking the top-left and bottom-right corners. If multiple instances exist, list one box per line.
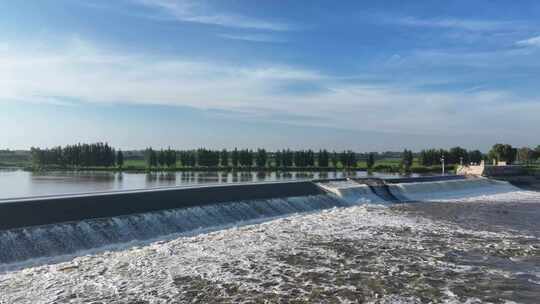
left=1, top=0, right=539, bottom=151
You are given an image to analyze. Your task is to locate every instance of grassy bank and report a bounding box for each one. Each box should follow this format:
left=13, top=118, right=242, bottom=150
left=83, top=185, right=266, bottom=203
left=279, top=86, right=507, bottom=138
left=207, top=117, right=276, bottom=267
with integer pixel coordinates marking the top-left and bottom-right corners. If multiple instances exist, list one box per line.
left=0, top=161, right=29, bottom=168
left=11, top=158, right=453, bottom=175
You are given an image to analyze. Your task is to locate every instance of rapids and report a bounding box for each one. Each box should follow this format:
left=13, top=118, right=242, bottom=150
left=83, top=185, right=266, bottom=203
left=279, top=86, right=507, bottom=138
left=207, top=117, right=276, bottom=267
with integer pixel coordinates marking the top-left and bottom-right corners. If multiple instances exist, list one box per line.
left=1, top=178, right=539, bottom=303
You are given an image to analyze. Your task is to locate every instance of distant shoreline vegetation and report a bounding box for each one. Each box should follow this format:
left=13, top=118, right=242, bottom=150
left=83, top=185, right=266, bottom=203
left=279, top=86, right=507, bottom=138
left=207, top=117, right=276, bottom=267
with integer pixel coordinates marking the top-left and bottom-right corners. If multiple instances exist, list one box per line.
left=2, top=143, right=538, bottom=174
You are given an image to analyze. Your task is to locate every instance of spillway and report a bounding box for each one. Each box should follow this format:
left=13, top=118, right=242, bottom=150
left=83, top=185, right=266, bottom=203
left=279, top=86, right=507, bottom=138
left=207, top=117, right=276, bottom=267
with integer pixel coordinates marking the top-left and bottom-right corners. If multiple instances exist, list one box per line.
left=387, top=177, right=520, bottom=202
left=0, top=176, right=530, bottom=266
left=316, top=180, right=386, bottom=204
left=0, top=194, right=350, bottom=265
left=2, top=176, right=539, bottom=303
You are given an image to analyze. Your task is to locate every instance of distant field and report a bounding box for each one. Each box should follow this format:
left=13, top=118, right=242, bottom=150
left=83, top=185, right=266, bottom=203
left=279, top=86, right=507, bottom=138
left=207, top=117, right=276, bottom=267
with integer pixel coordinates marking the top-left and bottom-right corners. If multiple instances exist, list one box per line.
left=0, top=150, right=31, bottom=168
left=0, top=160, right=31, bottom=168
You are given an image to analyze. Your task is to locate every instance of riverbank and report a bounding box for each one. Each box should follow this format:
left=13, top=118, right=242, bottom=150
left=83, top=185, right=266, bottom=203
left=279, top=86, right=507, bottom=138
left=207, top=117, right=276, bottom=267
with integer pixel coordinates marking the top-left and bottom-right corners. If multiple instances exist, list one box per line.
left=2, top=161, right=455, bottom=175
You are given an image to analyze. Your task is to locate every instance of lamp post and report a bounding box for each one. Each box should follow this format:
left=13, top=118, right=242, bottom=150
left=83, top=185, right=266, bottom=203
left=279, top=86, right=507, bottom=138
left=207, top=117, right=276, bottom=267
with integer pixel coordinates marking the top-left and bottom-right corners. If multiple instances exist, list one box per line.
left=441, top=155, right=445, bottom=176
left=460, top=157, right=463, bottom=166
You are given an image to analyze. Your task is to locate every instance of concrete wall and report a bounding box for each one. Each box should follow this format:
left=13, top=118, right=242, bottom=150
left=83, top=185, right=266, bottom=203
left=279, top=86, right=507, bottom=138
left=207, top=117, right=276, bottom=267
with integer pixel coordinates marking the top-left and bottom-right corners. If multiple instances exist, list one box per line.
left=0, top=181, right=324, bottom=230
left=483, top=165, right=527, bottom=177
left=383, top=175, right=465, bottom=184
left=457, top=164, right=527, bottom=177
left=0, top=175, right=474, bottom=231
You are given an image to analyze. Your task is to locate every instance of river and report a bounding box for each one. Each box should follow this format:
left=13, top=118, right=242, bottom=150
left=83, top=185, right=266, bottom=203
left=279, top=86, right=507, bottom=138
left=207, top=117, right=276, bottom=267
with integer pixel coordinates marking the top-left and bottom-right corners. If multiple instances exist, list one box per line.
left=0, top=169, right=411, bottom=199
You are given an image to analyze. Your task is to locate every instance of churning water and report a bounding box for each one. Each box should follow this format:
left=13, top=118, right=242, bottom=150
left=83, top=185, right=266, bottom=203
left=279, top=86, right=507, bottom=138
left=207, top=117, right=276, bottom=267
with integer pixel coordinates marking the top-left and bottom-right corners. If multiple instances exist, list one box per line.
left=1, top=178, right=540, bottom=303
left=317, top=180, right=386, bottom=205
left=0, top=194, right=350, bottom=265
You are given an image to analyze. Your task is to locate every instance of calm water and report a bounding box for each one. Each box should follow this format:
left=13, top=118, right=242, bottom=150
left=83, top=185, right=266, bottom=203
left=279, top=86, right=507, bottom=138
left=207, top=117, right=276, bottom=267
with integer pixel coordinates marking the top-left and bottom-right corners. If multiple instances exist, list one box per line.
left=0, top=169, right=411, bottom=199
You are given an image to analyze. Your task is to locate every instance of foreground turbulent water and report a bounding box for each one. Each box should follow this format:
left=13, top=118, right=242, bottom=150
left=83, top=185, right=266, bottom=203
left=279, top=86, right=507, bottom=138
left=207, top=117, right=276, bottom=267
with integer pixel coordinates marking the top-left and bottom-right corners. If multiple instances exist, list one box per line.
left=1, top=188, right=540, bottom=303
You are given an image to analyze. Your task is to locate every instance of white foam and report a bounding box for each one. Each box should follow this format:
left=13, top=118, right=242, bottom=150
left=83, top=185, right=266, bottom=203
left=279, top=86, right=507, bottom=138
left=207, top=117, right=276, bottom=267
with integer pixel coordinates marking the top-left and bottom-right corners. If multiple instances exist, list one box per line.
left=317, top=180, right=386, bottom=204
left=389, top=178, right=521, bottom=202
left=1, top=199, right=539, bottom=303
left=0, top=194, right=348, bottom=265
left=1, top=179, right=539, bottom=302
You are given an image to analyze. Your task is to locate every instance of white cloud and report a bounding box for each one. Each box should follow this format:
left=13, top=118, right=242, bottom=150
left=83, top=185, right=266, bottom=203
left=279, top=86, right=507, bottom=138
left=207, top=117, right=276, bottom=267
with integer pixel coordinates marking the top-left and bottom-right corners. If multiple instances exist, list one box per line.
left=394, top=16, right=519, bottom=32
left=218, top=33, right=286, bottom=43
left=133, top=0, right=290, bottom=31
left=0, top=38, right=321, bottom=110
left=516, top=35, right=540, bottom=47
left=1, top=38, right=539, bottom=139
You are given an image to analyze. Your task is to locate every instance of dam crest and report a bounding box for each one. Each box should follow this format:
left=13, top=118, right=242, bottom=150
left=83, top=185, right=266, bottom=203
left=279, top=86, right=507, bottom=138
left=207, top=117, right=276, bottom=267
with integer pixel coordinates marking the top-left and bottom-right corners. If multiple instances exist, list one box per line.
left=0, top=176, right=523, bottom=265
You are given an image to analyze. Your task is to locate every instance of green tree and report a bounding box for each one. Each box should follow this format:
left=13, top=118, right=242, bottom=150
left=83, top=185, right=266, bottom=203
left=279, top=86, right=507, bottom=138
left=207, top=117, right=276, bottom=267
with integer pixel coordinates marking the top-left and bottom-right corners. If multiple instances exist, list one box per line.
left=282, top=149, right=294, bottom=167
left=116, top=150, right=124, bottom=168
left=145, top=148, right=158, bottom=168
left=231, top=148, right=239, bottom=168
left=366, top=153, right=375, bottom=170
left=401, top=149, right=413, bottom=172
left=517, top=147, right=534, bottom=164
left=469, top=150, right=483, bottom=164
left=220, top=149, right=228, bottom=167
left=294, top=150, right=306, bottom=167
left=533, top=146, right=540, bottom=162
left=255, top=149, right=267, bottom=168
left=274, top=151, right=283, bottom=168
left=165, top=147, right=176, bottom=167
left=340, top=150, right=356, bottom=169
left=489, top=144, right=516, bottom=164
left=330, top=151, right=339, bottom=168
left=158, top=149, right=166, bottom=167
left=448, top=146, right=468, bottom=165
left=317, top=150, right=329, bottom=167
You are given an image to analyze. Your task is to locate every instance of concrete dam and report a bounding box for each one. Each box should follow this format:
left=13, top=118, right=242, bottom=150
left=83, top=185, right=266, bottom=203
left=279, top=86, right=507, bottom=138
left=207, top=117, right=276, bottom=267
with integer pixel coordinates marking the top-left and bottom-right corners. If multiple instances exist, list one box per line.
left=0, top=175, right=520, bottom=265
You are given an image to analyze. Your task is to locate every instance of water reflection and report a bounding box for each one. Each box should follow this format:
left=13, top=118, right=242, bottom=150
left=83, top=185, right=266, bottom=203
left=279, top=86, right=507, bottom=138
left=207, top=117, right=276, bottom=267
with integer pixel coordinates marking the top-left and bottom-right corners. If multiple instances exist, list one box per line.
left=0, top=169, right=415, bottom=199
left=256, top=172, right=267, bottom=181
left=240, top=172, right=252, bottom=183
left=220, top=172, right=228, bottom=183
left=281, top=172, right=293, bottom=180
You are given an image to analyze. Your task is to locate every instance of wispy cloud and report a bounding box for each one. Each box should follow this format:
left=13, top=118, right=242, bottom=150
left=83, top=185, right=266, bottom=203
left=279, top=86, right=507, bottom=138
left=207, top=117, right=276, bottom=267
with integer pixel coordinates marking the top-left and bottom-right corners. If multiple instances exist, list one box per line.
left=218, top=33, right=286, bottom=43
left=2, top=38, right=538, bottom=139
left=516, top=35, right=540, bottom=47
left=0, top=38, right=320, bottom=110
left=393, top=16, right=519, bottom=32
left=133, top=0, right=290, bottom=31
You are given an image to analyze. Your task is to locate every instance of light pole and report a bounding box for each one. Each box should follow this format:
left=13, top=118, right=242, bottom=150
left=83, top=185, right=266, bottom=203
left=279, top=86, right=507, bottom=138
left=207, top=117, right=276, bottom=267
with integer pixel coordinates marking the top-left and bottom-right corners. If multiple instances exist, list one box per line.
left=460, top=157, right=463, bottom=166
left=441, top=155, right=445, bottom=176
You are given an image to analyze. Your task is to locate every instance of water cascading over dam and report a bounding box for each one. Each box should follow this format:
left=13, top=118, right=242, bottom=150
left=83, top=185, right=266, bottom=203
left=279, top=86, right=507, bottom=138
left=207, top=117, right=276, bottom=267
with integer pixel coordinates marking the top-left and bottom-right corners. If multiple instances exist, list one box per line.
left=386, top=177, right=520, bottom=201
left=0, top=194, right=347, bottom=264
left=0, top=176, right=524, bottom=266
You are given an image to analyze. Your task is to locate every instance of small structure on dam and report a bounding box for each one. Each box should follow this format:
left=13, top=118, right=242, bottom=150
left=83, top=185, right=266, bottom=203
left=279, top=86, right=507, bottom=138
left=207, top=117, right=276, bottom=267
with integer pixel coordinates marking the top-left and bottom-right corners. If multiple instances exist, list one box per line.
left=457, top=161, right=540, bottom=190
left=457, top=161, right=527, bottom=177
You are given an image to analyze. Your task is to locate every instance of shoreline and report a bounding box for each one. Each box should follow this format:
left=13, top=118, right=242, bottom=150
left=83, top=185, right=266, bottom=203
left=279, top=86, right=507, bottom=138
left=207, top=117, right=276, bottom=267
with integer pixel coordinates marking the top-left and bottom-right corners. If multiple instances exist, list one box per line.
left=0, top=164, right=455, bottom=175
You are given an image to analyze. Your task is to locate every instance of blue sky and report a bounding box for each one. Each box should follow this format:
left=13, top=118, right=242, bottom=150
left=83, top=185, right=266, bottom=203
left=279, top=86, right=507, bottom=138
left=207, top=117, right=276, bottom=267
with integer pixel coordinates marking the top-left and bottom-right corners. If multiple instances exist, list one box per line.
left=1, top=0, right=539, bottom=151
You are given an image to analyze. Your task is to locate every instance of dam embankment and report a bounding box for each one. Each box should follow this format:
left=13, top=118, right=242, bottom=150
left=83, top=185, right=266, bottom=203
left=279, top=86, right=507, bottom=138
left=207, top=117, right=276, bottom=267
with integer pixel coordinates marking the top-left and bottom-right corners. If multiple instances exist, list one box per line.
left=0, top=175, right=526, bottom=265
left=457, top=163, right=540, bottom=190
left=0, top=181, right=324, bottom=231
left=0, top=175, right=466, bottom=231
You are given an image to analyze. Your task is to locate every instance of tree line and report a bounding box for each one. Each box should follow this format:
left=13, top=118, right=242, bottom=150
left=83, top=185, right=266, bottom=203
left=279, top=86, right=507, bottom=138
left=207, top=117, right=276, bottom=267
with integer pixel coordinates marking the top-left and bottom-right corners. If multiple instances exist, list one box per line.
left=31, top=143, right=123, bottom=168
left=418, top=147, right=483, bottom=167
left=29, top=143, right=540, bottom=170
left=146, top=148, right=349, bottom=169
left=488, top=144, right=540, bottom=164
left=416, top=144, right=540, bottom=168
left=144, top=148, right=176, bottom=168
